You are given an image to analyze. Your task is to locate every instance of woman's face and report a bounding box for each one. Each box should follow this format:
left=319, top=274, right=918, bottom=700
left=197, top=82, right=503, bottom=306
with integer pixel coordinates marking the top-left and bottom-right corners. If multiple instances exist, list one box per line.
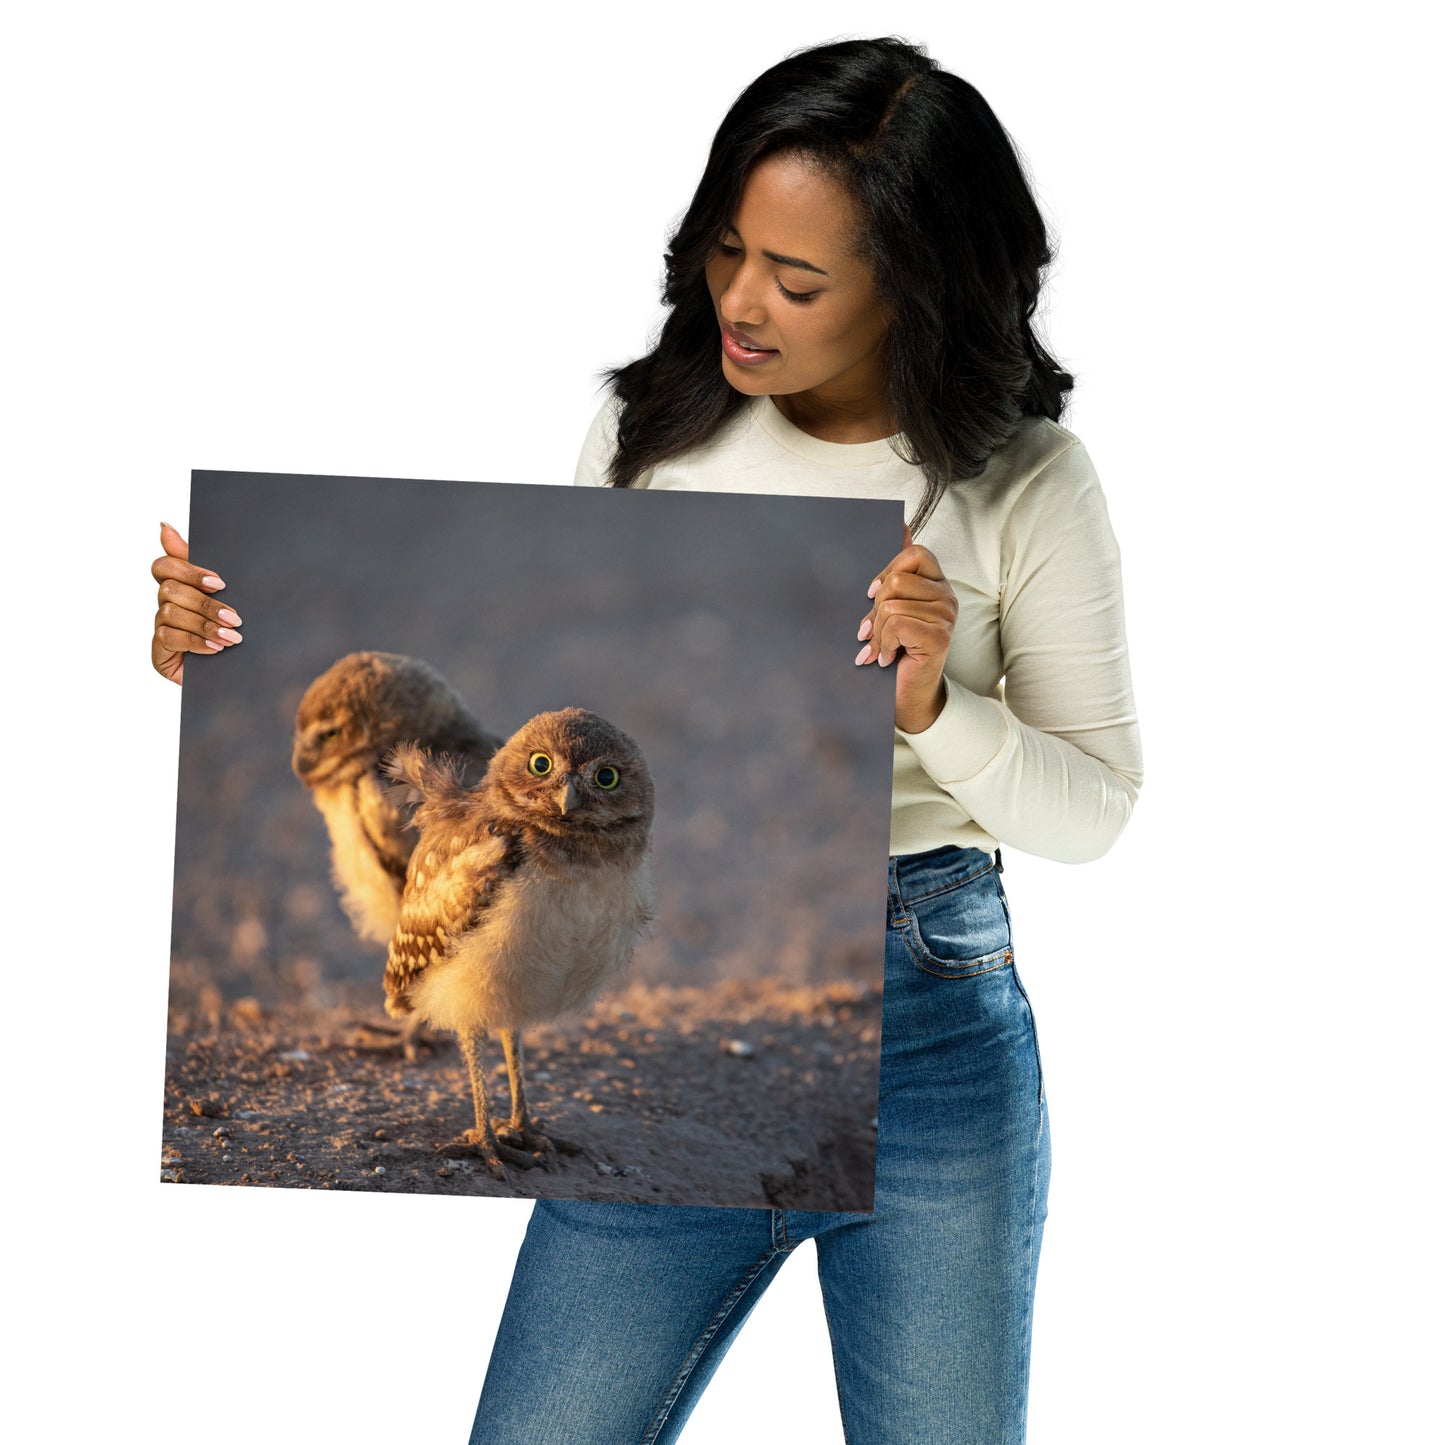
left=704, top=152, right=891, bottom=431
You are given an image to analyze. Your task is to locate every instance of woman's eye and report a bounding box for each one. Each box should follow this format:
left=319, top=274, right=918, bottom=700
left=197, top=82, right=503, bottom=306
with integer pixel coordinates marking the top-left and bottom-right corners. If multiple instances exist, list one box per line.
left=716, top=241, right=742, bottom=257
left=528, top=752, right=553, bottom=777
left=594, top=765, right=621, bottom=790
left=776, top=279, right=817, bottom=304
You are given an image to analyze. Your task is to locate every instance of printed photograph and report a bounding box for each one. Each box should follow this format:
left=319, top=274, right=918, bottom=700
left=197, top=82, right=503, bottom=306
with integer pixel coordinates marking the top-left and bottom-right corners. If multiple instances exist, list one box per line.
left=162, top=471, right=900, bottom=1209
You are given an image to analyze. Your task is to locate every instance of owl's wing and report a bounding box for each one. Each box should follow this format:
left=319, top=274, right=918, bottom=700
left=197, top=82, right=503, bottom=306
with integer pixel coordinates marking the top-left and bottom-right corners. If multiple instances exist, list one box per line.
left=434, top=725, right=504, bottom=788
left=355, top=771, right=413, bottom=884
left=383, top=821, right=523, bottom=1015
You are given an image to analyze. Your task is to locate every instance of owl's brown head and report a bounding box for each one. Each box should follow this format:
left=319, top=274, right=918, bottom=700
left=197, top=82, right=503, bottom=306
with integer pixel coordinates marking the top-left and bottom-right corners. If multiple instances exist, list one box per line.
left=292, top=651, right=495, bottom=790
left=485, top=708, right=654, bottom=859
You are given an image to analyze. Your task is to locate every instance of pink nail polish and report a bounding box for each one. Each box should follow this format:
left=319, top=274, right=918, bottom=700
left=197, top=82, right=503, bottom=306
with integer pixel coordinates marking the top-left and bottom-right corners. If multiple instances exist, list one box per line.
left=204, top=640, right=224, bottom=651
left=857, top=618, right=873, bottom=641
left=201, top=575, right=225, bottom=590
left=854, top=644, right=872, bottom=665
left=217, top=607, right=242, bottom=626
left=867, top=578, right=881, bottom=598
left=217, top=628, right=242, bottom=645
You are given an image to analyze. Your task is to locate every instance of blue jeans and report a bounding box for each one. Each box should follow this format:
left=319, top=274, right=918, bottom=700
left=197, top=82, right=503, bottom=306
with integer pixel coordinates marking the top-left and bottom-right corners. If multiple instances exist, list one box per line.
left=472, top=846, right=1050, bottom=1443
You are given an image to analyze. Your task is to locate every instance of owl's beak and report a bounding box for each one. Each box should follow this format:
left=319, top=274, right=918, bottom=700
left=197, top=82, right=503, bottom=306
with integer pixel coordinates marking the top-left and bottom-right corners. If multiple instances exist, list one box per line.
left=557, top=776, right=583, bottom=814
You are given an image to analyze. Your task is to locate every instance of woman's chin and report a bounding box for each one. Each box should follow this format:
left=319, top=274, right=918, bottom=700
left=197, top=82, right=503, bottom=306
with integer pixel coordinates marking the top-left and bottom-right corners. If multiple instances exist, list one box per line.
left=720, top=359, right=780, bottom=396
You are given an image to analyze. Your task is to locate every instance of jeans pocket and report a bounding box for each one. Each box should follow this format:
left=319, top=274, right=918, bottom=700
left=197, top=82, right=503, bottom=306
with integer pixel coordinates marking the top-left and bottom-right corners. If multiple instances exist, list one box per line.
left=901, top=864, right=1013, bottom=979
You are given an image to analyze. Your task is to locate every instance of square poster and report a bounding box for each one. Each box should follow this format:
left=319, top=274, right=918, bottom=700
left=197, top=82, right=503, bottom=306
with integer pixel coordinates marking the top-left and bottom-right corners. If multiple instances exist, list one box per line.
left=162, top=471, right=900, bottom=1210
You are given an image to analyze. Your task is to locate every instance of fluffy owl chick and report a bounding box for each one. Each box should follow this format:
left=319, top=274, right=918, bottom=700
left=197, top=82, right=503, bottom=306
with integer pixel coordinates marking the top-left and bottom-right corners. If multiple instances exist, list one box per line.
left=384, top=708, right=655, bottom=1176
left=292, top=651, right=503, bottom=946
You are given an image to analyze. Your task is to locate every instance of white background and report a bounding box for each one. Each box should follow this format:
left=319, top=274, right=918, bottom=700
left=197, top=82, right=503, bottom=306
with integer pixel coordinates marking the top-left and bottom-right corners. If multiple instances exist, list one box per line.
left=4, top=2, right=1438, bottom=1440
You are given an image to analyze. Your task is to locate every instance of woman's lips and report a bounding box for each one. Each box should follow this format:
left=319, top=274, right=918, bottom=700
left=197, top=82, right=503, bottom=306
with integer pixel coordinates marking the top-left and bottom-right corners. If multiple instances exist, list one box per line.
left=721, top=324, right=779, bottom=366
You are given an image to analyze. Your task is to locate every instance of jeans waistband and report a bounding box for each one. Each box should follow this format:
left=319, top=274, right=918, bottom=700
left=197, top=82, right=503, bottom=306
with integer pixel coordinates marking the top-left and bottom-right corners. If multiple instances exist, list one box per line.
left=888, top=845, right=997, bottom=910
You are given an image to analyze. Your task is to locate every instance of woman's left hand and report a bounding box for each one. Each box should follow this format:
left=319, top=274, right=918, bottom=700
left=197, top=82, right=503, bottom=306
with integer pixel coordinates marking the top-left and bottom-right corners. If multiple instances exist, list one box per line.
left=856, top=524, right=958, bottom=734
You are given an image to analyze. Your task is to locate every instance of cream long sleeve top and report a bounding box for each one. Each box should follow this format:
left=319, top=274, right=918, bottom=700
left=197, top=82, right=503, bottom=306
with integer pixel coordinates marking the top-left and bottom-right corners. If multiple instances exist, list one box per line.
left=575, top=394, right=1143, bottom=864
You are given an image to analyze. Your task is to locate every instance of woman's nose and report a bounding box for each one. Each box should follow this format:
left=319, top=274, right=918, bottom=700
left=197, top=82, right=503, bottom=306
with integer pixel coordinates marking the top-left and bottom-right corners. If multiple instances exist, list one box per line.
left=719, top=264, right=768, bottom=327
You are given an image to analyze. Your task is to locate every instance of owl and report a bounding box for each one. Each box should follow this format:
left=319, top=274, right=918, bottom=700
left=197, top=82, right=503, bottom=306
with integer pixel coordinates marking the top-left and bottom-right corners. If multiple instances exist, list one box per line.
left=384, top=708, right=655, bottom=1176
left=292, top=651, right=503, bottom=1053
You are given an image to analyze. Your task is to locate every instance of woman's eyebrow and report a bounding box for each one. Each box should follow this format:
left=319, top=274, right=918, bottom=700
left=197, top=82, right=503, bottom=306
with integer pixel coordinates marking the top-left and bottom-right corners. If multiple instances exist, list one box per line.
left=723, top=225, right=829, bottom=276
left=763, top=249, right=828, bottom=276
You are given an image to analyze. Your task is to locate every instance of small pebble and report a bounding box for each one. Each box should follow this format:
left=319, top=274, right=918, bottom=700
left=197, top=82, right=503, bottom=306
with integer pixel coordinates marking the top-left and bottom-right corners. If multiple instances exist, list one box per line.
left=212, top=1126, right=231, bottom=1139
left=596, top=1162, right=617, bottom=1176
left=222, top=1154, right=233, bottom=1163
left=279, top=1049, right=311, bottom=1062
left=722, top=1039, right=754, bottom=1058
left=373, top=1129, right=388, bottom=1141
left=188, top=1098, right=222, bottom=1118
left=374, top=1166, right=387, bottom=1176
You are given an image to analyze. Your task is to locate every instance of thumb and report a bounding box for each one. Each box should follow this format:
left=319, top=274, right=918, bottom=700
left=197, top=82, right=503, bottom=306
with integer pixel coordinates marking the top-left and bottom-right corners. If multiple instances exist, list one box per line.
left=160, top=521, right=189, bottom=562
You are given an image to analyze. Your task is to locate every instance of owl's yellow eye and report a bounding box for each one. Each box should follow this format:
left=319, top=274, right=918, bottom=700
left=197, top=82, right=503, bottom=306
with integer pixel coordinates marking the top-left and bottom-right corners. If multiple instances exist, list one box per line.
left=594, top=765, right=621, bottom=790
left=528, top=752, right=553, bottom=777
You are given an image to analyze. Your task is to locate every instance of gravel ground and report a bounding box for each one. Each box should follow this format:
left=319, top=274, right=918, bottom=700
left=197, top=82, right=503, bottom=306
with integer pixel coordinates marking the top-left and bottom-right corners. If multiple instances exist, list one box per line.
left=161, top=977, right=882, bottom=1209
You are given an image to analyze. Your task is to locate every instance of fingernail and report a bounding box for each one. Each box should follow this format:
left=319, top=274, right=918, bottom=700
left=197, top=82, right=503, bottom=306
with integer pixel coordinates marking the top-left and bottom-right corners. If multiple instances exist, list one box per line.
left=217, top=628, right=243, bottom=644
left=217, top=607, right=242, bottom=626
left=856, top=618, right=873, bottom=641
left=854, top=644, right=872, bottom=665
left=201, top=575, right=225, bottom=590
left=204, top=639, right=224, bottom=651
left=867, top=578, right=881, bottom=598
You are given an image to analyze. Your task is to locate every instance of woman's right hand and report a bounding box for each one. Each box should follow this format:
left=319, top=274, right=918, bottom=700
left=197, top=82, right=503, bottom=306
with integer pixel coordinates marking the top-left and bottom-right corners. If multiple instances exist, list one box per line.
left=150, top=522, right=243, bottom=684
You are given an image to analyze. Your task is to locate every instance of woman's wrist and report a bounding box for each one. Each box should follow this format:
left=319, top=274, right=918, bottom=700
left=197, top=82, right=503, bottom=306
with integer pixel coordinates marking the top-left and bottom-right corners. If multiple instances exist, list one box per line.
left=895, top=680, right=948, bottom=735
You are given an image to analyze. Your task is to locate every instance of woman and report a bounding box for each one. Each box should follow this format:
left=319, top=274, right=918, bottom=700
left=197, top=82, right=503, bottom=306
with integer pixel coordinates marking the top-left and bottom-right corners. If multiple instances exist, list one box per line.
left=152, top=37, right=1141, bottom=1443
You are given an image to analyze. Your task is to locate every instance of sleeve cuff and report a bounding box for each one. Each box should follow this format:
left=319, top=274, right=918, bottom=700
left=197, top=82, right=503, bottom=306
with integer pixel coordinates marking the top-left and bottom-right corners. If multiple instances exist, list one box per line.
left=898, top=675, right=1011, bottom=785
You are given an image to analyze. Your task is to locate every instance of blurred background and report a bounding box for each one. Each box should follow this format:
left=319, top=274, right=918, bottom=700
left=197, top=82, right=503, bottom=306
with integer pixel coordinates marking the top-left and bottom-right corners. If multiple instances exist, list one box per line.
left=172, top=473, right=900, bottom=1013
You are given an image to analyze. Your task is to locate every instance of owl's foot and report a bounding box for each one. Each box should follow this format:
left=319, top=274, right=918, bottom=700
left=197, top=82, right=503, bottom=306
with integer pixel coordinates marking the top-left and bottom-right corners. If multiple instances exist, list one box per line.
left=494, top=1123, right=559, bottom=1170
left=435, top=1130, right=513, bottom=1180
left=344, top=1017, right=446, bottom=1062
left=496, top=1121, right=586, bottom=1162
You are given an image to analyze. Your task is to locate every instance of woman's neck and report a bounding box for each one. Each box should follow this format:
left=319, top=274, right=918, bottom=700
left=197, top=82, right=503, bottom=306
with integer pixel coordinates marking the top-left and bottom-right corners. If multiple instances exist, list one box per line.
left=769, top=388, right=896, bottom=445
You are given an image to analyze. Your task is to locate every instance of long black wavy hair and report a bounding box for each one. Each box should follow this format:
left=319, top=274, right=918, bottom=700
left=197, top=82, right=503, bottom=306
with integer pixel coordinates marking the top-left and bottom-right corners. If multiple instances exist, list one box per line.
left=604, top=36, right=1073, bottom=530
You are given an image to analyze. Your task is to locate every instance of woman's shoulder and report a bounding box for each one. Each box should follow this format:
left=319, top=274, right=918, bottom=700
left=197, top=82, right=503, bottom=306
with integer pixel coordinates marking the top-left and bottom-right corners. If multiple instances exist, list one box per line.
left=573, top=394, right=625, bottom=488
left=922, top=416, right=1108, bottom=557
left=989, top=414, right=1091, bottom=484
left=969, top=415, right=1105, bottom=518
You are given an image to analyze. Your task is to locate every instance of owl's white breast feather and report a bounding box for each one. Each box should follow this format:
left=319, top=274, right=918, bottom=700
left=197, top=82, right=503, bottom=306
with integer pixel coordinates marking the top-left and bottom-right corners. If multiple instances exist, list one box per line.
left=407, top=853, right=654, bottom=1034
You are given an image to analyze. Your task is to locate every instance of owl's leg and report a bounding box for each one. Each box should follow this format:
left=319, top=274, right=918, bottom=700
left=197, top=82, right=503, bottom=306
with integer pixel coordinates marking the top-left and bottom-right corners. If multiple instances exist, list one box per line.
left=495, top=1027, right=585, bottom=1161
left=447, top=1027, right=508, bottom=1180
left=346, top=1012, right=446, bottom=1062
left=497, top=1029, right=534, bottom=1138
left=495, top=1029, right=548, bottom=1158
